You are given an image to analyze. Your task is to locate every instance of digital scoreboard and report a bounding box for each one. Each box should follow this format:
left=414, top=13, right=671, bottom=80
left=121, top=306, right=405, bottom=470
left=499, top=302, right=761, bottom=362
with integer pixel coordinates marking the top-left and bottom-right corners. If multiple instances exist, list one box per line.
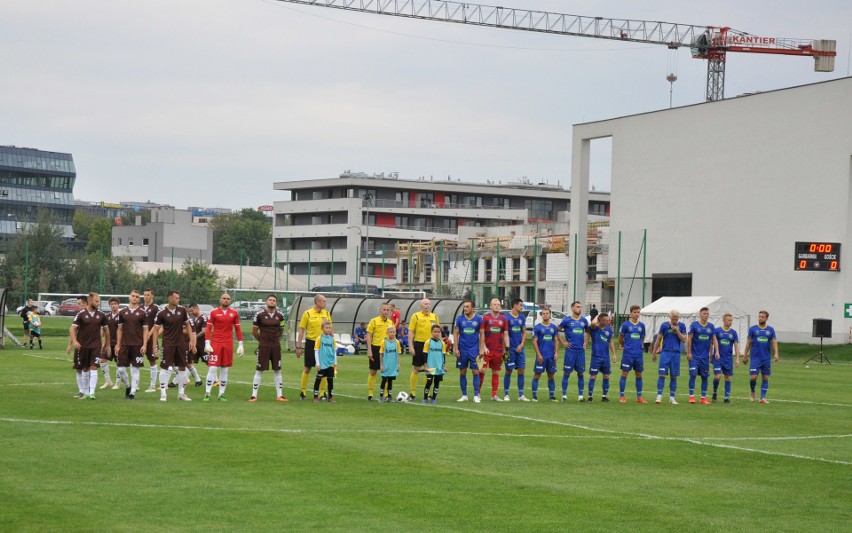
left=795, top=242, right=840, bottom=271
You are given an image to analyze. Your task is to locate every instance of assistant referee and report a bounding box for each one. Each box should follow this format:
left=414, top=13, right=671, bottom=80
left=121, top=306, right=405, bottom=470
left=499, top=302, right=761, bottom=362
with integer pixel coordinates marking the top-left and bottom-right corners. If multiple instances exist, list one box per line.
left=296, top=294, right=332, bottom=400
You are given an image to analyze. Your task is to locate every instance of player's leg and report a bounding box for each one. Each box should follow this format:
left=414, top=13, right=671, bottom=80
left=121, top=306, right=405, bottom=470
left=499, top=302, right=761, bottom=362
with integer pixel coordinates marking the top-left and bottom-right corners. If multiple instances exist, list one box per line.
left=688, top=359, right=698, bottom=403
left=723, top=363, right=733, bottom=402
left=546, top=368, right=556, bottom=400
left=749, top=362, right=759, bottom=401
left=431, top=375, right=442, bottom=402
left=205, top=352, right=220, bottom=399
left=759, top=361, right=771, bottom=402
left=86, top=354, right=99, bottom=398
left=699, top=359, right=709, bottom=401
left=423, top=374, right=433, bottom=404
left=576, top=353, right=586, bottom=401
left=712, top=360, right=722, bottom=401
left=158, top=349, right=173, bottom=401
left=410, top=341, right=425, bottom=398
left=368, top=345, right=380, bottom=400
left=312, top=369, right=323, bottom=401
left=471, top=363, right=481, bottom=402
left=251, top=348, right=266, bottom=401
left=516, top=368, right=527, bottom=400
left=619, top=363, right=630, bottom=401
left=588, top=362, right=598, bottom=400
left=386, top=377, right=394, bottom=400
left=561, top=351, right=571, bottom=399
left=503, top=365, right=513, bottom=400
left=457, top=362, right=469, bottom=401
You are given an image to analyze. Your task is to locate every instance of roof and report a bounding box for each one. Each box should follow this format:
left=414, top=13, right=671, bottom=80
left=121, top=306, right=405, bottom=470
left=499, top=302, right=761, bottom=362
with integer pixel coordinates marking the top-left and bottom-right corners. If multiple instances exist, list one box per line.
left=641, top=296, right=749, bottom=318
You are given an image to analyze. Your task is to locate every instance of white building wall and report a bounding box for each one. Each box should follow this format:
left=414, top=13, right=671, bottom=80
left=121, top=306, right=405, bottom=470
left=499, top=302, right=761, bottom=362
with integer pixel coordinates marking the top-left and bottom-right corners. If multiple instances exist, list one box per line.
left=572, top=78, right=852, bottom=343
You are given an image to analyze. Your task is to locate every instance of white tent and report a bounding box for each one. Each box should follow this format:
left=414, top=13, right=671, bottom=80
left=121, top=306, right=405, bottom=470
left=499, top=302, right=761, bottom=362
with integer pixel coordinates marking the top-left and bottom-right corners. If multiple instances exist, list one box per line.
left=640, top=296, right=752, bottom=348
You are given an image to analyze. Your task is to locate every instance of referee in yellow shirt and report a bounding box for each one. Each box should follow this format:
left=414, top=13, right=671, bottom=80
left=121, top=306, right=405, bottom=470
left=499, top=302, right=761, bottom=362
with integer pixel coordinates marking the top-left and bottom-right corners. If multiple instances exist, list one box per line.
left=296, top=294, right=332, bottom=400
left=366, top=303, right=394, bottom=401
left=407, top=298, right=439, bottom=400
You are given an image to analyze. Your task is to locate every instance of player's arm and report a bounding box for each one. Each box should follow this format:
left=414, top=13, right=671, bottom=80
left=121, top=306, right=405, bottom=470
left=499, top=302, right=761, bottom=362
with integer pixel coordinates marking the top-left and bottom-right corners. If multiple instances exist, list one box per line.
left=503, top=327, right=510, bottom=351
left=583, top=330, right=590, bottom=351
left=102, top=324, right=111, bottom=352
left=686, top=331, right=693, bottom=360
left=518, top=325, right=527, bottom=352
left=252, top=314, right=261, bottom=342
left=365, top=321, right=374, bottom=356
left=452, top=325, right=460, bottom=356
left=407, top=314, right=416, bottom=353
left=742, top=337, right=751, bottom=364
left=69, top=324, right=80, bottom=349
left=479, top=321, right=487, bottom=355
left=772, top=338, right=779, bottom=361
left=295, top=326, right=306, bottom=357
left=115, top=323, right=123, bottom=349
left=532, top=331, right=543, bottom=362
left=152, top=324, right=161, bottom=354
left=617, top=333, right=624, bottom=351
left=712, top=334, right=720, bottom=360
left=609, top=338, right=617, bottom=363
left=674, top=323, right=687, bottom=341
left=185, top=320, right=197, bottom=353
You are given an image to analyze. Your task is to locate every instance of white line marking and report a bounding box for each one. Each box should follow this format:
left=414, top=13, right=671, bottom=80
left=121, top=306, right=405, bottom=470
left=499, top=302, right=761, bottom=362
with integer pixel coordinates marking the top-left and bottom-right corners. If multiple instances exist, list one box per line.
left=681, top=439, right=852, bottom=466
left=701, top=434, right=852, bottom=441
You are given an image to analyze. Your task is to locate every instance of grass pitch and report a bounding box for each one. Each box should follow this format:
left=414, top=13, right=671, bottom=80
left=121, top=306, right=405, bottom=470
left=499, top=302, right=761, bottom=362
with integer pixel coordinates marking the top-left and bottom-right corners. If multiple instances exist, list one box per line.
left=1, top=318, right=850, bottom=531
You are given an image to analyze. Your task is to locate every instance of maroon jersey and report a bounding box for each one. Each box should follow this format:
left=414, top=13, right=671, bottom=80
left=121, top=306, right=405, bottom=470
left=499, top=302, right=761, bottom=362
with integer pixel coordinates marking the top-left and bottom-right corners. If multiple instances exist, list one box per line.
left=143, top=303, right=160, bottom=330
left=106, top=312, right=121, bottom=348
left=154, top=306, right=190, bottom=347
left=118, top=306, right=148, bottom=346
left=481, top=313, right=508, bottom=354
left=252, top=309, right=285, bottom=347
left=73, top=309, right=108, bottom=349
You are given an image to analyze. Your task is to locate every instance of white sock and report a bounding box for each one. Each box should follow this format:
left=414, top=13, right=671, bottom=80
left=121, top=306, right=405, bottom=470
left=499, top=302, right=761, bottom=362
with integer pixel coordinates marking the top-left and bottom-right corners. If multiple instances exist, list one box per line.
left=219, top=367, right=229, bottom=397
left=88, top=370, right=99, bottom=395
left=130, top=367, right=140, bottom=394
left=150, top=367, right=157, bottom=389
left=116, top=367, right=128, bottom=387
left=81, top=371, right=90, bottom=395
left=177, top=370, right=186, bottom=395
left=100, top=362, right=111, bottom=383
left=205, top=367, right=218, bottom=395
left=274, top=370, right=283, bottom=398
left=76, top=371, right=84, bottom=394
left=159, top=369, right=170, bottom=397
left=189, top=366, right=201, bottom=382
left=252, top=371, right=262, bottom=398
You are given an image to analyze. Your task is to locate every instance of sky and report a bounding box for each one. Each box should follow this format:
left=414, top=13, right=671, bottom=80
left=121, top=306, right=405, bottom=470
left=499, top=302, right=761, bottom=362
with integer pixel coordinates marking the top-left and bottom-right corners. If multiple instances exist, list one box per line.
left=3, top=0, right=850, bottom=209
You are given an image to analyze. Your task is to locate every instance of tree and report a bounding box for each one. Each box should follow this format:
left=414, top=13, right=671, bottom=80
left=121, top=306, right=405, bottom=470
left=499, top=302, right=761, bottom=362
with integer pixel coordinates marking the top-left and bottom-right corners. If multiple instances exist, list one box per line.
left=172, top=259, right=222, bottom=304
left=120, top=208, right=151, bottom=227
left=86, top=218, right=112, bottom=256
left=210, top=208, right=272, bottom=266
left=72, top=209, right=93, bottom=241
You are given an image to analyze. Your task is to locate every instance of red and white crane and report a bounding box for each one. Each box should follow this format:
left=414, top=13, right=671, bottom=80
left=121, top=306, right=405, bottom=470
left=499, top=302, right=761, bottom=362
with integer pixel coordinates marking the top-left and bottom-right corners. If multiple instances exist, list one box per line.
left=273, top=0, right=837, bottom=101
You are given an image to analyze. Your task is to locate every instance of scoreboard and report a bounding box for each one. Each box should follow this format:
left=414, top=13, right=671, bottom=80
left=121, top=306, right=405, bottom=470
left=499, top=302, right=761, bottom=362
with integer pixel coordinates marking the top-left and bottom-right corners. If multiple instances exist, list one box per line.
left=794, top=242, right=840, bottom=271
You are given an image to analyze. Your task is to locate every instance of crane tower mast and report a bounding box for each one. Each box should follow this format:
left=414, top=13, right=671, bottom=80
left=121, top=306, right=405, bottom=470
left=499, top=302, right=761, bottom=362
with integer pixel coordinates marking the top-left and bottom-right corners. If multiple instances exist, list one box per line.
left=274, top=0, right=836, bottom=101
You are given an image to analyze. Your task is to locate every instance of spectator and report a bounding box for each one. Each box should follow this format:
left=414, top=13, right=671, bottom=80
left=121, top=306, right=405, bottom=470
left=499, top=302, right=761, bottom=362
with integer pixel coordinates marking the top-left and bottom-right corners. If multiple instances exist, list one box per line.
left=353, top=322, right=367, bottom=355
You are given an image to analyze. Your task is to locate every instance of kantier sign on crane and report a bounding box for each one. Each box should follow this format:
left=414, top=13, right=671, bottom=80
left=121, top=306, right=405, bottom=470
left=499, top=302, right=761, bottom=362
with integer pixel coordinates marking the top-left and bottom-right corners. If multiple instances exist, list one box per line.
left=273, top=0, right=836, bottom=102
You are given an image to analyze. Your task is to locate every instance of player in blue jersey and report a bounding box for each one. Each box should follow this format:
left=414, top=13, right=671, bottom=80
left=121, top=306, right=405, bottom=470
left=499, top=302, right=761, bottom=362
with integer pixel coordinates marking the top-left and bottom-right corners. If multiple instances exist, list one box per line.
left=742, top=310, right=779, bottom=404
left=651, top=310, right=687, bottom=404
left=558, top=301, right=590, bottom=402
left=686, top=307, right=719, bottom=405
left=453, top=300, right=484, bottom=403
left=502, top=299, right=529, bottom=401
left=713, top=313, right=740, bottom=403
left=587, top=312, right=616, bottom=402
left=618, top=305, right=647, bottom=403
left=531, top=308, right=559, bottom=402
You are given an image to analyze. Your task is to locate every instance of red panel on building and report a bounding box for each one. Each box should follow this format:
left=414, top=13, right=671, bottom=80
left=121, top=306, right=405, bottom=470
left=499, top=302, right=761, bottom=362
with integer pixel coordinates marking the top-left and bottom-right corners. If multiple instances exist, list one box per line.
left=435, top=193, right=445, bottom=208
left=376, top=214, right=395, bottom=227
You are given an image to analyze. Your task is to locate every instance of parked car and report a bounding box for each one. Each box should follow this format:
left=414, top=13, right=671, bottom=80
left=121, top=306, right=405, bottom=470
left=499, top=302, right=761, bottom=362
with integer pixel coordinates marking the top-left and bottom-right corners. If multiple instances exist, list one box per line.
left=524, top=309, right=568, bottom=330
left=16, top=300, right=59, bottom=316
left=58, top=298, right=81, bottom=316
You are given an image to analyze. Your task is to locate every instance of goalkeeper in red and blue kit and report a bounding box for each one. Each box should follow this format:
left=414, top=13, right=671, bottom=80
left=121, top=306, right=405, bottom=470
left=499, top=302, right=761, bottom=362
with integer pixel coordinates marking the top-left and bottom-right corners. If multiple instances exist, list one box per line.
left=480, top=298, right=509, bottom=401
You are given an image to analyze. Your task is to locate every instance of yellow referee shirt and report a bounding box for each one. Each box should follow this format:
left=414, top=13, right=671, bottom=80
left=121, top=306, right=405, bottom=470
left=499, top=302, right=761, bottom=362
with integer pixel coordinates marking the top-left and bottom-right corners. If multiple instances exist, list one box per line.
left=409, top=312, right=439, bottom=343
left=299, top=308, right=332, bottom=341
left=367, top=316, right=394, bottom=347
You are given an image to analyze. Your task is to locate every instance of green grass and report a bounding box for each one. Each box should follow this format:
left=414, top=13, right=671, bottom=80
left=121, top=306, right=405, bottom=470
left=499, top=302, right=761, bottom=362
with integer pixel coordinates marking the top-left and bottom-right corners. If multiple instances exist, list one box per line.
left=2, top=318, right=851, bottom=531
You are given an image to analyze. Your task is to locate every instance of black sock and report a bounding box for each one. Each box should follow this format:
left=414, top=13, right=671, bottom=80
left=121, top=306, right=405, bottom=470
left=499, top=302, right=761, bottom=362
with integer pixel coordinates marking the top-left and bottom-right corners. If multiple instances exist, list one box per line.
left=327, top=377, right=334, bottom=398
left=313, top=377, right=322, bottom=397
left=380, top=377, right=388, bottom=396
left=432, top=376, right=443, bottom=400
left=387, top=378, right=393, bottom=396
left=424, top=375, right=434, bottom=399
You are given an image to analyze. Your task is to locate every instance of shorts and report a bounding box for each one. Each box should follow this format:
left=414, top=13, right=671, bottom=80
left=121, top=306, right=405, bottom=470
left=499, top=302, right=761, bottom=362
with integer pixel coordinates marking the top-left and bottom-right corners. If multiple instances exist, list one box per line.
left=588, top=356, right=611, bottom=376
left=749, top=358, right=771, bottom=377
left=484, top=350, right=503, bottom=371
left=144, top=335, right=157, bottom=362
left=658, top=350, right=681, bottom=377
left=187, top=345, right=200, bottom=365
left=563, top=349, right=586, bottom=374
left=688, top=357, right=710, bottom=378
left=714, top=357, right=734, bottom=376
left=257, top=344, right=282, bottom=371
left=72, top=348, right=82, bottom=370
left=208, top=342, right=234, bottom=368
left=412, top=340, right=427, bottom=368
left=303, top=340, right=317, bottom=368
left=533, top=357, right=557, bottom=374
left=455, top=351, right=480, bottom=370
left=159, top=345, right=188, bottom=369
left=505, top=348, right=526, bottom=371
left=620, top=354, right=644, bottom=373
left=76, top=347, right=100, bottom=370
left=368, top=345, right=382, bottom=371
left=316, top=366, right=335, bottom=379
left=118, top=345, right=145, bottom=368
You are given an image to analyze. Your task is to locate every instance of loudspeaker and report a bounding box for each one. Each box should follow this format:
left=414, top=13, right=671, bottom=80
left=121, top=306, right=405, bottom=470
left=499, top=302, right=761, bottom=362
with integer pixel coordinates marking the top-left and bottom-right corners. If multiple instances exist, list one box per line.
left=812, top=319, right=832, bottom=338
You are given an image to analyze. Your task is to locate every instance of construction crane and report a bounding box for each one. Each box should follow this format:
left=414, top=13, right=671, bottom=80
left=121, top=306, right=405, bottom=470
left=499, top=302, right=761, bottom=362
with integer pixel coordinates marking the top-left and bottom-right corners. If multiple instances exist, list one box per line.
left=273, top=0, right=837, bottom=101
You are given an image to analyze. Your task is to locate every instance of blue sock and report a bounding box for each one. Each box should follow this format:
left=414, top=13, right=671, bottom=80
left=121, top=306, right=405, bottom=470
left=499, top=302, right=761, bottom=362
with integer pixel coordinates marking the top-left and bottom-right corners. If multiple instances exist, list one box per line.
left=518, top=374, right=525, bottom=396
left=547, top=378, right=556, bottom=398
left=602, top=377, right=609, bottom=396
left=588, top=377, right=596, bottom=395
left=531, top=377, right=539, bottom=397
left=761, top=379, right=769, bottom=399
left=688, top=375, right=696, bottom=395
left=577, top=375, right=585, bottom=396
left=460, top=374, right=468, bottom=396
left=713, top=378, right=720, bottom=394
left=724, top=380, right=731, bottom=399
left=670, top=377, right=677, bottom=397
left=472, top=374, right=481, bottom=396
left=700, top=376, right=708, bottom=396
left=503, top=372, right=511, bottom=397
left=561, top=374, right=569, bottom=396
left=619, top=376, right=626, bottom=397
left=657, top=376, right=665, bottom=395
left=636, top=377, right=643, bottom=397
left=750, top=379, right=756, bottom=393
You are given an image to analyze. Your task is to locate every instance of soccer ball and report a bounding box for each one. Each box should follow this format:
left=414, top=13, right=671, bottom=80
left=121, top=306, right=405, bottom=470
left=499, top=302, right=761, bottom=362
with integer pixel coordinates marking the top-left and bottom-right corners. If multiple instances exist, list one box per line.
left=396, top=391, right=409, bottom=402
left=345, top=345, right=356, bottom=355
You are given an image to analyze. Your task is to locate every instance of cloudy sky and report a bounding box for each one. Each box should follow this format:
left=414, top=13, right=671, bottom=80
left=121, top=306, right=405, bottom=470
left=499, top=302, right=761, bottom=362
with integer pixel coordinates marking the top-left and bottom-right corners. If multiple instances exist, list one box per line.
left=3, top=0, right=850, bottom=209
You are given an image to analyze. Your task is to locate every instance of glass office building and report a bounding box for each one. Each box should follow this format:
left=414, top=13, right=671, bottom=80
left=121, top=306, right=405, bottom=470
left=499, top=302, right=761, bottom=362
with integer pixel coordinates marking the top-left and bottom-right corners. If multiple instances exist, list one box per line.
left=0, top=146, right=76, bottom=239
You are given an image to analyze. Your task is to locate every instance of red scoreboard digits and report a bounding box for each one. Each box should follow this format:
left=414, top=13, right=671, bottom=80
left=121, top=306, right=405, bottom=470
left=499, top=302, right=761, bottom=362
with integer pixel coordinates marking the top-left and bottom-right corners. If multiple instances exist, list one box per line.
left=795, top=242, right=841, bottom=271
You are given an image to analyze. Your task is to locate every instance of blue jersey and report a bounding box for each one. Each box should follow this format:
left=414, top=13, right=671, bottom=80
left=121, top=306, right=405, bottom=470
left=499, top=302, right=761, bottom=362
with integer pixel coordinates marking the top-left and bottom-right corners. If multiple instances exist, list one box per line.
left=558, top=316, right=589, bottom=350
left=658, top=321, right=686, bottom=352
left=748, top=325, right=776, bottom=359
left=504, top=312, right=526, bottom=351
left=590, top=325, right=613, bottom=359
left=381, top=338, right=401, bottom=377
left=619, top=320, right=646, bottom=357
left=316, top=334, right=337, bottom=369
left=715, top=328, right=739, bottom=359
left=426, top=338, right=447, bottom=376
left=533, top=323, right=558, bottom=359
left=454, top=314, right=483, bottom=356
left=689, top=321, right=716, bottom=359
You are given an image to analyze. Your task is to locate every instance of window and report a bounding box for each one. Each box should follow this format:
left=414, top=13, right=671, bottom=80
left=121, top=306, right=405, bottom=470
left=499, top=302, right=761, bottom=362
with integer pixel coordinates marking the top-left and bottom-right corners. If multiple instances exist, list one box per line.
left=395, top=191, right=409, bottom=205
left=143, top=238, right=149, bottom=245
